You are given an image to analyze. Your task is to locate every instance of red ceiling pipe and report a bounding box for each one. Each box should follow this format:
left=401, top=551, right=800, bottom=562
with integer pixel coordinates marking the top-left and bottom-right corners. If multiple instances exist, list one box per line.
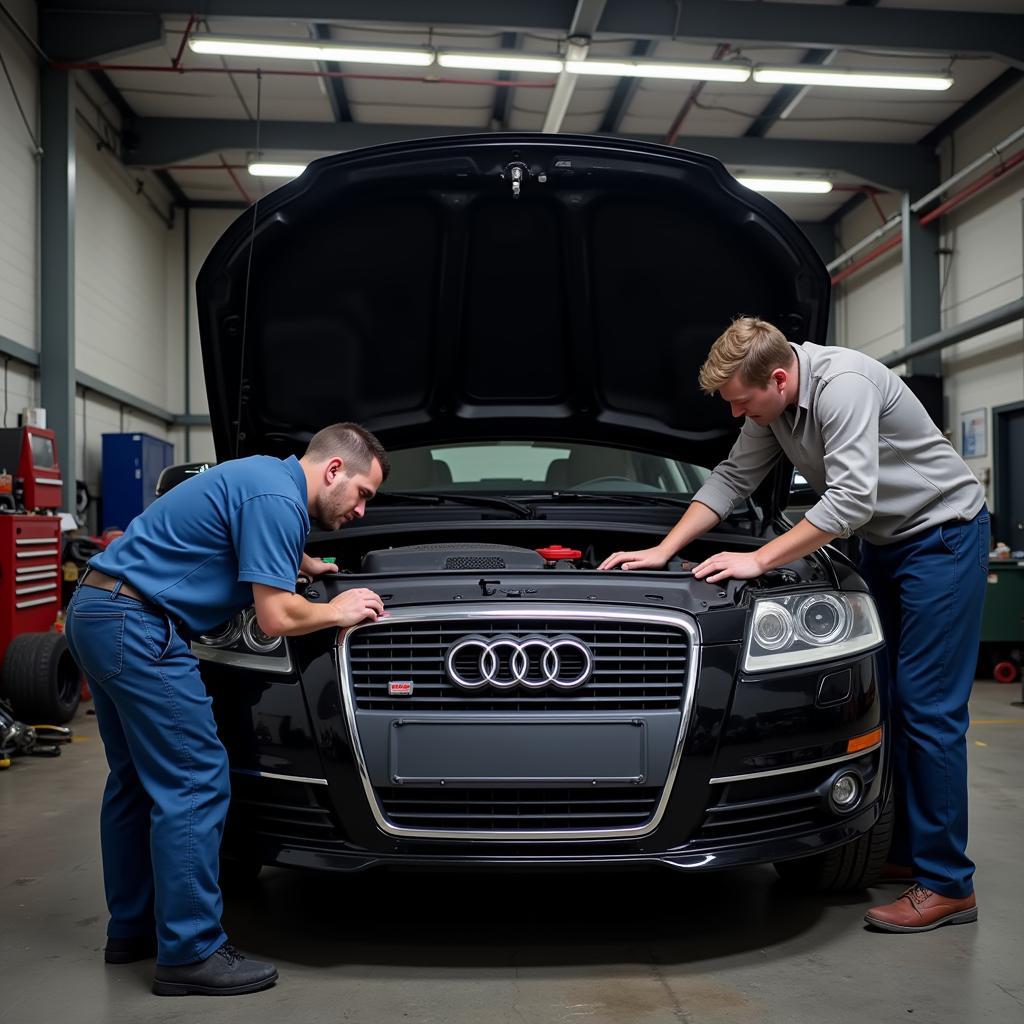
left=918, top=145, right=1024, bottom=226
left=831, top=146, right=1024, bottom=286
left=830, top=234, right=901, bottom=286
left=50, top=61, right=556, bottom=88
left=219, top=154, right=253, bottom=205
left=665, top=43, right=730, bottom=146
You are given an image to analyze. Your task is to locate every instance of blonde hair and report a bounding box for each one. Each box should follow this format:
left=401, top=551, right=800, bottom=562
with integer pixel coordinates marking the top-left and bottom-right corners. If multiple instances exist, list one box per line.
left=698, top=316, right=795, bottom=395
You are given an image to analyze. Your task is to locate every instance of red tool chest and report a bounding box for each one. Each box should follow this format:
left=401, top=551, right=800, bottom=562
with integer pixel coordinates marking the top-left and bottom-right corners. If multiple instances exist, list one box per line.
left=0, top=514, right=62, bottom=666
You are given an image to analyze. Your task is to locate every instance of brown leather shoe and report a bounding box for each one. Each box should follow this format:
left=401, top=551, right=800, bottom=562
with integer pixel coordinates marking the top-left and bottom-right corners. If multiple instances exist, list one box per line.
left=865, top=884, right=978, bottom=933
left=878, top=862, right=914, bottom=882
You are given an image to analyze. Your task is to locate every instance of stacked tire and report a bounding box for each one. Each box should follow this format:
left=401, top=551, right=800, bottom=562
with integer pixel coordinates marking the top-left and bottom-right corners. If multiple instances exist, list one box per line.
left=0, top=633, right=81, bottom=724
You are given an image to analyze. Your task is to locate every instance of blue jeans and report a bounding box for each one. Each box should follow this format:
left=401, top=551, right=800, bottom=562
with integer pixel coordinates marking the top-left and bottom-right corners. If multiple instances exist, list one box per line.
left=858, top=507, right=989, bottom=898
left=65, top=584, right=229, bottom=965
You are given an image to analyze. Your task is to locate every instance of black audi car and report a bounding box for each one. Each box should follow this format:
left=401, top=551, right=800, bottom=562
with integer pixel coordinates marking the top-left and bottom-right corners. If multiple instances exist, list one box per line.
left=193, top=133, right=890, bottom=891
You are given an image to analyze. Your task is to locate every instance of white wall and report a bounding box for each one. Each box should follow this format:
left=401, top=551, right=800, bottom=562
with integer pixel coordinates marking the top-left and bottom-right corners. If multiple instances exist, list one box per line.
left=75, top=390, right=172, bottom=532
left=74, top=122, right=176, bottom=411
left=0, top=0, right=38, bottom=352
left=833, top=80, right=1024, bottom=511
left=2, top=359, right=35, bottom=432
left=179, top=207, right=238, bottom=464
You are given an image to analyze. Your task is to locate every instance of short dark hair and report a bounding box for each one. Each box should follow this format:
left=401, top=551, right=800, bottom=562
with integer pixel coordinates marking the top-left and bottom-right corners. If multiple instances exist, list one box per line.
left=303, top=423, right=390, bottom=480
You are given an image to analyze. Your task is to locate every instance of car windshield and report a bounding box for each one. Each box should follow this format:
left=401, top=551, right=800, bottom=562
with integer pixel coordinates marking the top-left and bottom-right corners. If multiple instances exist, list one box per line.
left=383, top=441, right=711, bottom=497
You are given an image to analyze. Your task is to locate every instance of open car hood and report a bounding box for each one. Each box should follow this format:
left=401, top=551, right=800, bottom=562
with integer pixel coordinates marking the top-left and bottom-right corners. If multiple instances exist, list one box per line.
left=197, top=133, right=829, bottom=471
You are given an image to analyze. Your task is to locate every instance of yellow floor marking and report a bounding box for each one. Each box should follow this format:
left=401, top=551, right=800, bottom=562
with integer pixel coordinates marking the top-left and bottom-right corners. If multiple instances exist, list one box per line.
left=975, top=741, right=988, bottom=747
left=970, top=719, right=1024, bottom=725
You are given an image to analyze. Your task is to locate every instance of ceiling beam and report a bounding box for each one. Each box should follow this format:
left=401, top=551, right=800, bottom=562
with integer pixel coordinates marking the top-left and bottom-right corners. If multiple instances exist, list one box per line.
left=491, top=32, right=519, bottom=130
left=598, top=39, right=651, bottom=134
left=745, top=0, right=880, bottom=140
left=123, top=118, right=938, bottom=193
left=918, top=68, right=1023, bottom=150
left=541, top=0, right=607, bottom=134
left=38, top=2, right=1024, bottom=67
left=311, top=23, right=352, bottom=122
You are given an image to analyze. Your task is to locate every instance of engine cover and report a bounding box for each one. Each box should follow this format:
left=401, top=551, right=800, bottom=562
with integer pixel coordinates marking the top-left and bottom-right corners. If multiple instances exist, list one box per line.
left=360, top=543, right=545, bottom=573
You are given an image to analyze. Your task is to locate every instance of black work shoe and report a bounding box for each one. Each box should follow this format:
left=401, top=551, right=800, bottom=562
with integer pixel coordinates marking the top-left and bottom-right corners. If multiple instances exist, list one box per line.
left=152, top=943, right=278, bottom=996
left=105, top=936, right=157, bottom=964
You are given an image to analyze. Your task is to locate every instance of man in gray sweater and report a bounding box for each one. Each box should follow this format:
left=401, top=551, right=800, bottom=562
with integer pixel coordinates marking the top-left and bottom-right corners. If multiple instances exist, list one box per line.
left=601, top=316, right=987, bottom=932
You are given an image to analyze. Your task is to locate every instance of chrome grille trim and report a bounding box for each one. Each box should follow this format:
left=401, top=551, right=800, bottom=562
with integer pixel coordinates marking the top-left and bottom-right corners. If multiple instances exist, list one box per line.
left=348, top=620, right=689, bottom=712
left=708, top=742, right=882, bottom=785
left=337, top=604, right=701, bottom=841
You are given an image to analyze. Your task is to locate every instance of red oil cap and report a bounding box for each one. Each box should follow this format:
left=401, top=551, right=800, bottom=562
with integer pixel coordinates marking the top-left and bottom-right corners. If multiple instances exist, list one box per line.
left=536, top=544, right=582, bottom=561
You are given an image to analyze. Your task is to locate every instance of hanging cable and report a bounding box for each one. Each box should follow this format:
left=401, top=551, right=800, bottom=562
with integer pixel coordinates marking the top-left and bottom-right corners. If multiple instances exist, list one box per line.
left=0, top=1, right=47, bottom=62
left=0, top=45, right=41, bottom=153
left=234, top=68, right=263, bottom=459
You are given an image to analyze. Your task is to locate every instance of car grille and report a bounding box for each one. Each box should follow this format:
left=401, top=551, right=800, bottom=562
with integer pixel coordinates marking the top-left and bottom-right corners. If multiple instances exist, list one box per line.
left=348, top=618, right=690, bottom=712
left=376, top=785, right=662, bottom=831
left=689, top=763, right=861, bottom=847
left=226, top=774, right=345, bottom=845
left=692, top=789, right=826, bottom=845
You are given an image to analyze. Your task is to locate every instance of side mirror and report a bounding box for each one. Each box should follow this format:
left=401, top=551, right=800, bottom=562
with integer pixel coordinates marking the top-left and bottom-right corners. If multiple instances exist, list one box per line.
left=155, top=462, right=215, bottom=497
left=789, top=469, right=815, bottom=504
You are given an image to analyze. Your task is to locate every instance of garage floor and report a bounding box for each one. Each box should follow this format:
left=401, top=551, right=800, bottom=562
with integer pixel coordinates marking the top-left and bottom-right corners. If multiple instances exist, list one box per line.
left=2, top=680, right=1022, bottom=1024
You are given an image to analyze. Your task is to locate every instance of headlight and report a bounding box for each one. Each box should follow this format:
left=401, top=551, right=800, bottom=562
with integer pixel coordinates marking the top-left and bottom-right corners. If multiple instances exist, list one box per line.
left=241, top=609, right=282, bottom=654
left=198, top=617, right=242, bottom=648
left=743, top=591, right=883, bottom=672
left=192, top=608, right=291, bottom=673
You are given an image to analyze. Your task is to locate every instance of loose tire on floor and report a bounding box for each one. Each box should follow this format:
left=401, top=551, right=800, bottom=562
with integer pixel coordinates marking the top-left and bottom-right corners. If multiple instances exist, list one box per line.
left=0, top=632, right=81, bottom=725
left=773, top=795, right=894, bottom=892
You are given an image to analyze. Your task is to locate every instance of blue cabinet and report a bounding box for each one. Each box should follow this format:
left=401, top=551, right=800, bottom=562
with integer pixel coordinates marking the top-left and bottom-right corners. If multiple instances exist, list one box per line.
left=101, top=433, right=174, bottom=531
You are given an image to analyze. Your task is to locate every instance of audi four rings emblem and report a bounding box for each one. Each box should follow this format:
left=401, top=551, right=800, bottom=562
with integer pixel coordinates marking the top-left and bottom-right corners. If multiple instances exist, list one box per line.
left=445, top=635, right=594, bottom=690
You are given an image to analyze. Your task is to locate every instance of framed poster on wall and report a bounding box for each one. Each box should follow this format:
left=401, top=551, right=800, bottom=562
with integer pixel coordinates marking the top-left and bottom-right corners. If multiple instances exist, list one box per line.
left=960, top=408, right=987, bottom=459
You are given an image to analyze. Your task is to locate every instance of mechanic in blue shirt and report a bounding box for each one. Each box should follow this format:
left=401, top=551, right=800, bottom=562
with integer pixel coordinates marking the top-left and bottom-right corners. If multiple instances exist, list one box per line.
left=65, top=423, right=389, bottom=996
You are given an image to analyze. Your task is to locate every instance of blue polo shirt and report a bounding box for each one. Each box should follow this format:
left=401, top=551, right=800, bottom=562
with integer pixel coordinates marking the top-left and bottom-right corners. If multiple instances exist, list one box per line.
left=89, top=455, right=310, bottom=635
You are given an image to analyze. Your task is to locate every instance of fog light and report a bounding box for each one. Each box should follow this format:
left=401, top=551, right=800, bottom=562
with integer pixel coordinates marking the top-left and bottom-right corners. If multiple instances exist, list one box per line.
left=831, top=772, right=861, bottom=810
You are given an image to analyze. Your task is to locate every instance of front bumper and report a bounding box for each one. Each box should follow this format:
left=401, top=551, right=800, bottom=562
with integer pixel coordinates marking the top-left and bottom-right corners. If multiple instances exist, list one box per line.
left=206, top=600, right=886, bottom=872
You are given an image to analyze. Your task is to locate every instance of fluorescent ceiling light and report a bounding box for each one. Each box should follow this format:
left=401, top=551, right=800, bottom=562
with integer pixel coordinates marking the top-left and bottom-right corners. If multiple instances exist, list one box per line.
left=438, top=52, right=563, bottom=74
left=566, top=59, right=750, bottom=83
left=752, top=67, right=953, bottom=91
left=248, top=162, right=308, bottom=178
left=737, top=177, right=833, bottom=195
left=189, top=35, right=434, bottom=67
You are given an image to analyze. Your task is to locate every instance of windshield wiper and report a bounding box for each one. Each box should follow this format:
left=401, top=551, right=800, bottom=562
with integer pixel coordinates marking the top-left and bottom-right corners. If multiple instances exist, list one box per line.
left=525, top=491, right=692, bottom=509
left=375, top=491, right=536, bottom=519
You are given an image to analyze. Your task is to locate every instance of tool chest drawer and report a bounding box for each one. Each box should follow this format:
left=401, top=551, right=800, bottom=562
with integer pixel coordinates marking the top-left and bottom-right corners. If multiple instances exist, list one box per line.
left=0, top=516, right=62, bottom=646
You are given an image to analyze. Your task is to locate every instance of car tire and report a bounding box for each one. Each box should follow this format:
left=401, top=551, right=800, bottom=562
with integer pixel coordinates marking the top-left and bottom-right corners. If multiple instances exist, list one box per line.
left=773, top=795, right=894, bottom=892
left=0, top=632, right=81, bottom=725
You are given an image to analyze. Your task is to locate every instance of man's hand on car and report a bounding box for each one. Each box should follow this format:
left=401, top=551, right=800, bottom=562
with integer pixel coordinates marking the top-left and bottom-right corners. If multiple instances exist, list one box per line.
left=330, top=587, right=385, bottom=626
left=598, top=546, right=671, bottom=571
left=692, top=551, right=763, bottom=583
left=302, top=555, right=340, bottom=576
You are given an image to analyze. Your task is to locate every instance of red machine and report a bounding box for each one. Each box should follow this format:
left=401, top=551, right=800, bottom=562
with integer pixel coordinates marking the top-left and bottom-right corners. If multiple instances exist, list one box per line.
left=0, top=426, right=64, bottom=512
left=0, top=427, right=79, bottom=724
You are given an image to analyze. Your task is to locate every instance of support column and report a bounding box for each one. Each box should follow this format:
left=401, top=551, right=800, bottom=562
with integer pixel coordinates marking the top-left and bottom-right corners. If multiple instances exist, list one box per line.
left=798, top=221, right=837, bottom=346
left=901, top=191, right=942, bottom=376
left=40, top=67, right=76, bottom=512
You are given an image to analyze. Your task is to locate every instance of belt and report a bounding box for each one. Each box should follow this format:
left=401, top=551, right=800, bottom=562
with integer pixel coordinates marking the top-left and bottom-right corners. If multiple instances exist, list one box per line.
left=80, top=569, right=150, bottom=605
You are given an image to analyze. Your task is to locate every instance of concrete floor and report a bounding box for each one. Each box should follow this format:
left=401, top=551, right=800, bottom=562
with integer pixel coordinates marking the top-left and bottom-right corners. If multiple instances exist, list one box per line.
left=2, top=681, right=1022, bottom=1024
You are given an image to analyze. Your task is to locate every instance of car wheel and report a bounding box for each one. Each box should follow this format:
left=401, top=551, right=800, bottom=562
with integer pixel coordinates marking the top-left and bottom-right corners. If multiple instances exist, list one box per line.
left=0, top=633, right=81, bottom=725
left=773, top=795, right=894, bottom=892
